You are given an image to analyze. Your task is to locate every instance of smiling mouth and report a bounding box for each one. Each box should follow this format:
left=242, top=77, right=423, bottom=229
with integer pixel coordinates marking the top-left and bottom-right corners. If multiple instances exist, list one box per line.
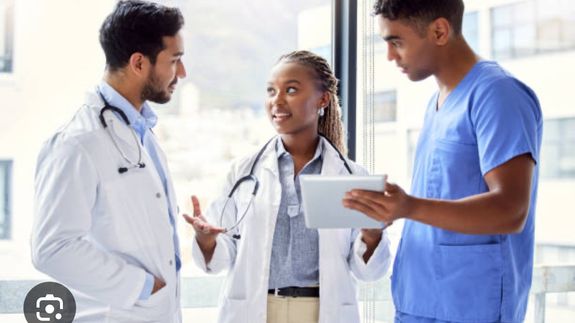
left=272, top=112, right=292, bottom=120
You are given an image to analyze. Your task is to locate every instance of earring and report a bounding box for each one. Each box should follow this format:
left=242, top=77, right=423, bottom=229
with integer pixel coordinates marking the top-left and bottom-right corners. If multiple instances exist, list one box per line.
left=318, top=107, right=325, bottom=117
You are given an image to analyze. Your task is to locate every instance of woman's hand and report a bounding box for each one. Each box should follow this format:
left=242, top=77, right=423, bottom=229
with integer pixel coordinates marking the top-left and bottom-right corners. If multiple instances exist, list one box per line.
left=182, top=195, right=225, bottom=260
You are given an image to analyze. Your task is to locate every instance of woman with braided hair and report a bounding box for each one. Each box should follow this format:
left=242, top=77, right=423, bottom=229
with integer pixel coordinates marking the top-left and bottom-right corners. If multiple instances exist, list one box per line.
left=184, top=50, right=391, bottom=323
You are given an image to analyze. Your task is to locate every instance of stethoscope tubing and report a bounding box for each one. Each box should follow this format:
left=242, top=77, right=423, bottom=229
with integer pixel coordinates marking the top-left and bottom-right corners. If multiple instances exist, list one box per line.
left=97, top=91, right=146, bottom=174
left=220, top=134, right=352, bottom=239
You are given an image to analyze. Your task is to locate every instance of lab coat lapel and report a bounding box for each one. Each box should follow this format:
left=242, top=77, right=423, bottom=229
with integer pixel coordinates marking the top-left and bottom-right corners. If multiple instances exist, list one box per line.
left=85, top=90, right=166, bottom=196
left=320, top=138, right=349, bottom=176
left=259, top=136, right=280, bottom=178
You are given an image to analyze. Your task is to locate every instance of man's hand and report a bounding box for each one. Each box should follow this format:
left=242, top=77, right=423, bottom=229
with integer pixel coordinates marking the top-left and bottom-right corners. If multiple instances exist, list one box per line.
left=343, top=182, right=413, bottom=224
left=182, top=195, right=225, bottom=263
left=151, top=276, right=165, bottom=294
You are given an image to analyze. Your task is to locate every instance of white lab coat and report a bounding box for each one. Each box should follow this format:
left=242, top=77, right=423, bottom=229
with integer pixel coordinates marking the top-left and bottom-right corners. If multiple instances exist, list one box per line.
left=32, top=88, right=181, bottom=323
left=191, top=136, right=391, bottom=323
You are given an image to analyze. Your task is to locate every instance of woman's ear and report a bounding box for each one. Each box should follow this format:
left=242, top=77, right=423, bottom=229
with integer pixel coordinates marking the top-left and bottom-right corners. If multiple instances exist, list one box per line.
left=319, top=92, right=330, bottom=109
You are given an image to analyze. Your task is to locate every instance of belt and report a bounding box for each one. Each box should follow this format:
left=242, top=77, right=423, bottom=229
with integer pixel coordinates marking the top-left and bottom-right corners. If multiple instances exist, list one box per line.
left=268, top=286, right=320, bottom=298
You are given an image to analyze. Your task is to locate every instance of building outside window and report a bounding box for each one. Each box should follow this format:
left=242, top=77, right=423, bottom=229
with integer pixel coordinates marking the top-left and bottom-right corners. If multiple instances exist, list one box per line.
left=0, top=0, right=14, bottom=73
left=463, top=11, right=480, bottom=53
left=540, top=117, right=575, bottom=179
left=491, top=0, right=575, bottom=60
left=373, top=90, right=397, bottom=123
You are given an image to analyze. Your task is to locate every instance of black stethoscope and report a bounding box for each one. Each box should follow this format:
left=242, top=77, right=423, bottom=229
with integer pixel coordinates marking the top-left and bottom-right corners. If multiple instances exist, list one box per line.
left=219, top=134, right=353, bottom=239
left=98, top=92, right=146, bottom=174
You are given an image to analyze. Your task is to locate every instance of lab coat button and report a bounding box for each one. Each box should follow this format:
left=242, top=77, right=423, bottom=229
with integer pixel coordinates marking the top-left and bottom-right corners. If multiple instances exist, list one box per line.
left=169, top=260, right=173, bottom=266
left=156, top=192, right=162, bottom=198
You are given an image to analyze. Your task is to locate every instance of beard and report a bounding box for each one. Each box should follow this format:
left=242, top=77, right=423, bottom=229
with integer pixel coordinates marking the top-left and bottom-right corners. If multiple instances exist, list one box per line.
left=141, top=70, right=175, bottom=104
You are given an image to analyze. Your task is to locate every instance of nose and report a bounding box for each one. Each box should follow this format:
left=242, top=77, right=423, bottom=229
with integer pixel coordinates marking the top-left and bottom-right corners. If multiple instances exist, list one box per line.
left=386, top=43, right=396, bottom=62
left=177, top=60, right=187, bottom=78
left=270, top=90, right=286, bottom=106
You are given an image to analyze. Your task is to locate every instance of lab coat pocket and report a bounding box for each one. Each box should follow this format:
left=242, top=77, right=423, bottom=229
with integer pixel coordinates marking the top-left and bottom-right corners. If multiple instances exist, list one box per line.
left=135, top=284, right=169, bottom=308
left=338, top=303, right=360, bottom=323
left=436, top=243, right=503, bottom=322
left=220, top=297, right=248, bottom=323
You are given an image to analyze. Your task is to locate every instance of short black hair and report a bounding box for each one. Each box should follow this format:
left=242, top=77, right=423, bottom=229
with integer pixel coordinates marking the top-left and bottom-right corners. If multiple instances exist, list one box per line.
left=99, top=0, right=184, bottom=71
left=373, top=0, right=464, bottom=35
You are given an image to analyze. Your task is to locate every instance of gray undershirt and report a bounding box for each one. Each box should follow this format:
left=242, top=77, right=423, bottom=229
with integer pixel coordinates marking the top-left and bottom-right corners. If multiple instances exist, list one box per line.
left=268, top=138, right=323, bottom=289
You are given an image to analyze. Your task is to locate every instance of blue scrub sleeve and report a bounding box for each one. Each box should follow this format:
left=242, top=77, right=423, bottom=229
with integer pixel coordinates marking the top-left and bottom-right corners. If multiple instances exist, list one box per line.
left=471, top=77, right=542, bottom=176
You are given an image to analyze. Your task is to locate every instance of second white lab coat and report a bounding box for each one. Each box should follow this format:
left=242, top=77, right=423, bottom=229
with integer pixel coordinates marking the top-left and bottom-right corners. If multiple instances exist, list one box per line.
left=32, top=88, right=181, bottom=323
left=192, top=136, right=391, bottom=323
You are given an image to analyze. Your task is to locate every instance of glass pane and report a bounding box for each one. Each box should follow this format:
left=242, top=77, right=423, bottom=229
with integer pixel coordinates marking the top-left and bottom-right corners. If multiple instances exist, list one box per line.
left=463, top=11, right=480, bottom=53
left=166, top=0, right=333, bottom=291
left=513, top=0, right=535, bottom=25
left=0, top=0, right=333, bottom=319
left=492, top=4, right=513, bottom=28
left=537, top=20, right=562, bottom=52
left=361, top=0, right=575, bottom=320
left=373, top=91, right=397, bottom=123
left=492, top=27, right=512, bottom=59
left=513, top=24, right=536, bottom=56
left=0, top=162, right=6, bottom=238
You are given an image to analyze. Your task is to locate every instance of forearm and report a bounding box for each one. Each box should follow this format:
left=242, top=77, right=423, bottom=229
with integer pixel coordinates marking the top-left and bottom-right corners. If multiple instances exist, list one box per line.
left=349, top=231, right=391, bottom=281
left=361, top=232, right=382, bottom=263
left=195, top=236, right=217, bottom=265
left=407, top=191, right=529, bottom=234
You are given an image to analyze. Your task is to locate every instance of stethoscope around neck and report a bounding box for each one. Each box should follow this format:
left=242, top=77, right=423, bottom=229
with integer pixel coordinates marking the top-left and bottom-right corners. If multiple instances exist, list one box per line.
left=97, top=92, right=146, bottom=174
left=220, top=134, right=353, bottom=240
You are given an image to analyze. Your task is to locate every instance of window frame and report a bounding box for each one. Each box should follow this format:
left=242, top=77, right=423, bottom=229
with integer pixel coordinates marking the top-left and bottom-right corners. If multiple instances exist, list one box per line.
left=0, top=160, right=12, bottom=240
left=333, top=0, right=358, bottom=160
left=0, top=0, right=15, bottom=74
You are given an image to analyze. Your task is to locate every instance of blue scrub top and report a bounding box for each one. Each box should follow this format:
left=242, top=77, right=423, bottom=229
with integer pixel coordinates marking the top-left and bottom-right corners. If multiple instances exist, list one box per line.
left=392, top=61, right=542, bottom=322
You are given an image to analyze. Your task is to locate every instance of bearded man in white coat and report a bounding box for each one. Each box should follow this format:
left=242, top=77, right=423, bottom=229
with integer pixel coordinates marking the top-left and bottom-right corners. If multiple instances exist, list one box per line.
left=31, top=1, right=186, bottom=322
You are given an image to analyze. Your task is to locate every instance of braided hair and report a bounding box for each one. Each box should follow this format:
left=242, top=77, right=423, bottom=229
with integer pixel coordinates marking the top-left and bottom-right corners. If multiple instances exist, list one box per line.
left=276, top=50, right=347, bottom=155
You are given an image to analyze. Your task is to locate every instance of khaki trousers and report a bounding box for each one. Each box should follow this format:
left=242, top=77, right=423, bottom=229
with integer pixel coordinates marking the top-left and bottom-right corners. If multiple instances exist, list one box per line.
left=266, top=294, right=320, bottom=323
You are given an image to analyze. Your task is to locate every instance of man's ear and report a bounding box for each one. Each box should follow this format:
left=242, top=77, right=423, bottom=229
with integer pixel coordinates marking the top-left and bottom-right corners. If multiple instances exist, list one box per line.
left=128, top=52, right=150, bottom=78
left=429, top=17, right=451, bottom=46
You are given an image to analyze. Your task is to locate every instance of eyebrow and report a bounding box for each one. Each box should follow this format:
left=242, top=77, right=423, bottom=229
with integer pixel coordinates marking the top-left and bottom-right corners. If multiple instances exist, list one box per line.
left=267, top=79, right=302, bottom=85
left=383, top=35, right=401, bottom=42
left=172, top=51, right=184, bottom=57
left=284, top=80, right=301, bottom=85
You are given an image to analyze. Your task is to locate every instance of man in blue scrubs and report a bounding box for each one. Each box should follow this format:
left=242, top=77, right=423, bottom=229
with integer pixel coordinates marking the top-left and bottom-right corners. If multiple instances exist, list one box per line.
left=343, top=0, right=542, bottom=322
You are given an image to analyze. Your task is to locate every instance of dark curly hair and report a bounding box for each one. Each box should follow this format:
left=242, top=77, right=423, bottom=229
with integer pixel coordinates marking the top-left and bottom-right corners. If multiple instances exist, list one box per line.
left=373, top=0, right=464, bottom=35
left=99, top=0, right=184, bottom=71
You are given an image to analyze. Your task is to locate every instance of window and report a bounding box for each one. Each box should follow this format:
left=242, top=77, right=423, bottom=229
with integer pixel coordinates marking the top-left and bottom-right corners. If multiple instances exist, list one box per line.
left=0, top=160, right=11, bottom=239
left=462, top=11, right=480, bottom=53
left=541, top=117, right=575, bottom=179
left=373, top=90, right=397, bottom=123
left=0, top=0, right=14, bottom=73
left=491, top=0, right=575, bottom=60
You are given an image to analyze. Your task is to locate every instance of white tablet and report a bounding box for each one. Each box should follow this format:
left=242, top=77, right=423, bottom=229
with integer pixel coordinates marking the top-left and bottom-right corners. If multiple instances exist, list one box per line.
left=300, top=175, right=387, bottom=229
